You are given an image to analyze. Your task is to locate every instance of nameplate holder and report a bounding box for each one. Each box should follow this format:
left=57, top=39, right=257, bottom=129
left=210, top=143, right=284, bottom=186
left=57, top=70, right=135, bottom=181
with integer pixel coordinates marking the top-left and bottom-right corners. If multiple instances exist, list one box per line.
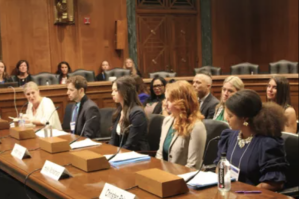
left=70, top=150, right=110, bottom=172
left=11, top=143, right=31, bottom=159
left=39, top=137, right=70, bottom=153
left=100, top=183, right=136, bottom=199
left=135, top=168, right=188, bottom=198
left=41, top=160, right=72, bottom=181
left=9, top=127, right=35, bottom=140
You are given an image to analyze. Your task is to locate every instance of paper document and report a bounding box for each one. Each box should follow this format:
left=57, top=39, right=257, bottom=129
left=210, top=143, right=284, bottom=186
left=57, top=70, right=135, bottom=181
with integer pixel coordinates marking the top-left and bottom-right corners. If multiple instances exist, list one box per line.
left=36, top=129, right=69, bottom=138
left=70, top=138, right=101, bottom=149
left=104, top=151, right=150, bottom=166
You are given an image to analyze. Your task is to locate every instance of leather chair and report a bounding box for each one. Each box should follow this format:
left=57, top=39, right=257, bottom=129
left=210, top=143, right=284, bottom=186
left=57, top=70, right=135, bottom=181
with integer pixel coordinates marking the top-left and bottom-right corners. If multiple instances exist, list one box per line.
left=202, top=119, right=229, bottom=167
left=280, top=132, right=299, bottom=197
left=194, top=66, right=221, bottom=75
left=149, top=71, right=176, bottom=79
left=93, top=107, right=115, bottom=141
left=68, top=69, right=95, bottom=82
left=62, top=103, right=74, bottom=131
left=31, top=72, right=59, bottom=85
left=269, top=60, right=298, bottom=74
left=231, top=62, right=259, bottom=75
left=104, top=68, right=131, bottom=80
left=10, top=75, right=17, bottom=82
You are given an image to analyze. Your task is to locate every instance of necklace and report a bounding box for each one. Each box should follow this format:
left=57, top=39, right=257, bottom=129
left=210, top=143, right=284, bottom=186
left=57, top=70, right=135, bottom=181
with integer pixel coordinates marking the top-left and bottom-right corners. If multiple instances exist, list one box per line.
left=237, top=131, right=253, bottom=148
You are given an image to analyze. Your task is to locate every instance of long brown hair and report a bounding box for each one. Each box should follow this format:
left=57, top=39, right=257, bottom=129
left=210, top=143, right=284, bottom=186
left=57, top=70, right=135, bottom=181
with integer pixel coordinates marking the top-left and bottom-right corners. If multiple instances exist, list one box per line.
left=131, top=75, right=149, bottom=94
left=123, top=58, right=137, bottom=75
left=0, top=60, right=10, bottom=80
left=166, top=81, right=204, bottom=137
left=267, top=76, right=291, bottom=109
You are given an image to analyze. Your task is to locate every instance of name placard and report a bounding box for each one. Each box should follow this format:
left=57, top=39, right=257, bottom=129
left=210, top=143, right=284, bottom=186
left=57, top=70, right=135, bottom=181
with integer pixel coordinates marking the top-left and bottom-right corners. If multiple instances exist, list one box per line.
left=11, top=143, right=31, bottom=159
left=41, top=160, right=72, bottom=181
left=100, top=183, right=136, bottom=199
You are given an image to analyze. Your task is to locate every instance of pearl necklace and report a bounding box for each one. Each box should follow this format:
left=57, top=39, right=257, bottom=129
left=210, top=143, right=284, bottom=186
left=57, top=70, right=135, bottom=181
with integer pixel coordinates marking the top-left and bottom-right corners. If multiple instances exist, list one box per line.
left=237, top=132, right=253, bottom=148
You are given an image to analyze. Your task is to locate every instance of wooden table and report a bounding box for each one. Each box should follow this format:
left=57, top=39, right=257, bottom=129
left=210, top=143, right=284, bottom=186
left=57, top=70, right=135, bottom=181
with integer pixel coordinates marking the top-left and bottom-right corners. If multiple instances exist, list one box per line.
left=0, top=129, right=292, bottom=199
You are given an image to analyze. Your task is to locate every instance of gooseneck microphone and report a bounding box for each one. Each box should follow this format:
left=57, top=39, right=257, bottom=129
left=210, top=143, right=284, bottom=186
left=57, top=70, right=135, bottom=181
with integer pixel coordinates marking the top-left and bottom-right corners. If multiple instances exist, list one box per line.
left=107, top=124, right=133, bottom=161
left=69, top=115, right=97, bottom=145
left=185, top=136, right=221, bottom=183
left=45, top=106, right=60, bottom=125
left=20, top=101, right=28, bottom=115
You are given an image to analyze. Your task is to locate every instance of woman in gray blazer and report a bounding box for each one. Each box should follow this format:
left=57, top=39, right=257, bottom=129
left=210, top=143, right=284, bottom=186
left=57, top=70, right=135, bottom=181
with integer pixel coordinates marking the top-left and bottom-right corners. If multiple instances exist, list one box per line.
left=156, top=80, right=207, bottom=169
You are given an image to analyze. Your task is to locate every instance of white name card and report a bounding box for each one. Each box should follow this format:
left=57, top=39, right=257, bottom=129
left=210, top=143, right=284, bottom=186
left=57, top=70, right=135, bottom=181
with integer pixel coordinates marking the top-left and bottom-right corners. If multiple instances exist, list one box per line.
left=41, top=160, right=72, bottom=181
left=11, top=143, right=31, bottom=159
left=100, top=183, right=136, bottom=199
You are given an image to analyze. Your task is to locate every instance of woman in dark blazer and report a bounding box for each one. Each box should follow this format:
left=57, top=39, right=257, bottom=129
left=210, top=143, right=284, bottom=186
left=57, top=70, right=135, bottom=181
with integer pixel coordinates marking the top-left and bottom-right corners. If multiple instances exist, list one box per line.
left=96, top=60, right=110, bottom=81
left=56, top=61, right=72, bottom=84
left=15, top=60, right=32, bottom=86
left=109, top=76, right=149, bottom=151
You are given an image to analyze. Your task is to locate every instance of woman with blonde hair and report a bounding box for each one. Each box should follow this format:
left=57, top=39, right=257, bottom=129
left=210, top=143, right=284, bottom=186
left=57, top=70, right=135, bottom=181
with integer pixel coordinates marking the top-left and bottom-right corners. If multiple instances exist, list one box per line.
left=213, top=76, right=244, bottom=121
left=156, top=80, right=207, bottom=168
left=0, top=60, right=13, bottom=83
left=22, top=81, right=62, bottom=130
left=123, top=58, right=142, bottom=77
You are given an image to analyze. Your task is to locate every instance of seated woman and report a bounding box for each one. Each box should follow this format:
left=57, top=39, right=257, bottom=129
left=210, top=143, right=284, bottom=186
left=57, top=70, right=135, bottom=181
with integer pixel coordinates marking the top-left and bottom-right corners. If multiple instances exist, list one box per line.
left=123, top=58, right=142, bottom=77
left=213, top=76, right=244, bottom=122
left=132, top=75, right=149, bottom=103
left=23, top=82, right=62, bottom=130
left=0, top=61, right=13, bottom=83
left=56, top=61, right=72, bottom=84
left=267, top=76, right=297, bottom=133
left=96, top=60, right=110, bottom=81
left=156, top=81, right=206, bottom=168
left=109, top=76, right=149, bottom=151
left=15, top=60, right=32, bottom=86
left=144, top=77, right=167, bottom=115
left=214, top=89, right=287, bottom=191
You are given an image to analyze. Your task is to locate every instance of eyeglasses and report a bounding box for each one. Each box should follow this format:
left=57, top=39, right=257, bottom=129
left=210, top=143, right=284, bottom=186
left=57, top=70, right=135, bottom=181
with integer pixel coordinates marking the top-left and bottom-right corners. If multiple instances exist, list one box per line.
left=153, top=84, right=164, bottom=88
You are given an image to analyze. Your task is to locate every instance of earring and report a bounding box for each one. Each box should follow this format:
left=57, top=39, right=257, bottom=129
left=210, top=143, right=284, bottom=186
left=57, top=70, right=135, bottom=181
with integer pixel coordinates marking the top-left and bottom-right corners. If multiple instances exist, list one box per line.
left=243, top=121, right=248, bottom=126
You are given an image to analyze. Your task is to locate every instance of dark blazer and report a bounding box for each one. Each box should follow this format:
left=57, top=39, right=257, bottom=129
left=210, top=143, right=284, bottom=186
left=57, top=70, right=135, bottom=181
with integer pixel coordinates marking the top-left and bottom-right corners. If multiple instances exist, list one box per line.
left=96, top=73, right=106, bottom=81
left=74, top=95, right=101, bottom=138
left=16, top=75, right=32, bottom=86
left=109, top=106, right=149, bottom=151
left=200, top=93, right=219, bottom=119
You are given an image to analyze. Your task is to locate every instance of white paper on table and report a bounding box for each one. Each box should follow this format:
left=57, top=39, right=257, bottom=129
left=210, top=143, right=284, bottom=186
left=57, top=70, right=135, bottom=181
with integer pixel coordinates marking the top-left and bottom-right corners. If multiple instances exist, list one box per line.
left=70, top=138, right=101, bottom=149
left=178, top=171, right=218, bottom=187
left=36, top=129, right=69, bottom=137
left=104, top=151, right=149, bottom=162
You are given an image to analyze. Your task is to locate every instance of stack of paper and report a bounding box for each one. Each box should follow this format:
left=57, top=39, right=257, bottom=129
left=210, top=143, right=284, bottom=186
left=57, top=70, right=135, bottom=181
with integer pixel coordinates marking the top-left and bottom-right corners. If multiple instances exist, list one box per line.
left=36, top=129, right=69, bottom=138
left=70, top=138, right=102, bottom=149
left=104, top=151, right=151, bottom=166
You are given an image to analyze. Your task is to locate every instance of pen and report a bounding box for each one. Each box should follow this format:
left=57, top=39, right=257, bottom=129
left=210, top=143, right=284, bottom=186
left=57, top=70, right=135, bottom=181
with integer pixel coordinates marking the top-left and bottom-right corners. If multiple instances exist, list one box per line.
left=235, top=191, right=262, bottom=194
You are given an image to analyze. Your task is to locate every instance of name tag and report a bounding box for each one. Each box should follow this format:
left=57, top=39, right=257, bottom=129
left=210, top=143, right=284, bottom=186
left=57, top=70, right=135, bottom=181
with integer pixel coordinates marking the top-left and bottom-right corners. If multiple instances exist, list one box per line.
left=100, top=183, right=136, bottom=199
left=11, top=143, right=31, bottom=160
left=230, top=164, right=240, bottom=181
left=70, top=122, right=75, bottom=132
left=41, top=160, right=72, bottom=181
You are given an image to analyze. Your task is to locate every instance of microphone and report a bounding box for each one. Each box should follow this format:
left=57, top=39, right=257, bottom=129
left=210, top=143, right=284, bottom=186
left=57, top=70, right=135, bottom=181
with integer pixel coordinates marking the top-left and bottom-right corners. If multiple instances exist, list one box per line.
left=185, top=136, right=221, bottom=183
left=19, top=101, right=28, bottom=115
left=69, top=115, right=97, bottom=145
left=45, top=106, right=60, bottom=125
left=107, top=124, right=133, bottom=161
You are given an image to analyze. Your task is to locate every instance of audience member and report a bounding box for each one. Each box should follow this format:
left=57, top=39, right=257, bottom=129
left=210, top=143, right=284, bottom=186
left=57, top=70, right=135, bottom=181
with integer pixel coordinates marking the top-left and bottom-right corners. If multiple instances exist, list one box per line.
left=96, top=60, right=110, bottom=81
left=109, top=76, right=149, bottom=151
left=144, top=77, right=166, bottom=115
left=132, top=75, right=149, bottom=103
left=56, top=61, right=72, bottom=84
left=66, top=75, right=101, bottom=138
left=15, top=60, right=32, bottom=86
left=0, top=61, right=13, bottom=83
left=193, top=72, right=219, bottom=119
left=22, top=82, right=62, bottom=130
left=156, top=80, right=206, bottom=168
left=123, top=58, right=142, bottom=77
left=214, top=89, right=287, bottom=191
left=267, top=76, right=297, bottom=133
left=213, top=76, right=244, bottom=122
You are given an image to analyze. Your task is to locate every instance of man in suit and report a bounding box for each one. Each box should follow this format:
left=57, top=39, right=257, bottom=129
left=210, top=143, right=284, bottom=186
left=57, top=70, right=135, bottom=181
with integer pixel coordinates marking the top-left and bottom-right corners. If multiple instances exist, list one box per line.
left=66, top=75, right=101, bottom=138
left=193, top=72, right=219, bottom=119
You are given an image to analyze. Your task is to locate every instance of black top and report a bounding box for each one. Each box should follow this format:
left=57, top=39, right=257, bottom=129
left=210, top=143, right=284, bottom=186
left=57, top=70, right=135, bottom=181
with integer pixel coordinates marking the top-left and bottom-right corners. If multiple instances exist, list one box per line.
left=109, top=106, right=149, bottom=151
left=15, top=75, right=32, bottom=86
left=96, top=73, right=106, bottom=81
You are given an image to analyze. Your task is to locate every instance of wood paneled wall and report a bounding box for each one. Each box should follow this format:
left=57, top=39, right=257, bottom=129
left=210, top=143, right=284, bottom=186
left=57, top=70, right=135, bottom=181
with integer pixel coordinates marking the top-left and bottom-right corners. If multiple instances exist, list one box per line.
left=0, top=0, right=128, bottom=75
left=211, top=0, right=299, bottom=74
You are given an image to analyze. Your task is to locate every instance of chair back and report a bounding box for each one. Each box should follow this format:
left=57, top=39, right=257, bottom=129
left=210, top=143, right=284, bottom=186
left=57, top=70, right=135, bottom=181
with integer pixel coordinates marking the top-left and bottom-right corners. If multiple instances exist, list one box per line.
left=149, top=71, right=176, bottom=79
left=231, top=62, right=259, bottom=75
left=104, top=68, right=131, bottom=80
left=69, top=69, right=95, bottom=82
left=10, top=75, right=17, bottom=82
left=281, top=132, right=299, bottom=188
left=31, top=72, right=59, bottom=85
left=203, top=119, right=229, bottom=165
left=194, top=66, right=221, bottom=75
left=269, top=60, right=298, bottom=74
left=147, top=114, right=165, bottom=151
left=62, top=103, right=74, bottom=131
left=98, top=108, right=115, bottom=138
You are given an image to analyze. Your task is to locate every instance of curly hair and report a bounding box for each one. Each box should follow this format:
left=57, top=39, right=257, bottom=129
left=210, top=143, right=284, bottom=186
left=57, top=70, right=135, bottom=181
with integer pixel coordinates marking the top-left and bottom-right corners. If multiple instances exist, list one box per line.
left=166, top=80, right=204, bottom=137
